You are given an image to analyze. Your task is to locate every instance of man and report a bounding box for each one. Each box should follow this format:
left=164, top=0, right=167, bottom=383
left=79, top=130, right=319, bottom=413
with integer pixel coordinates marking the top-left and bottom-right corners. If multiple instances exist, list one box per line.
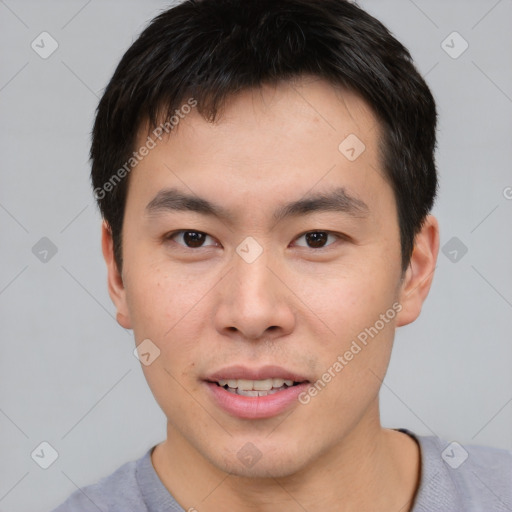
left=52, top=0, right=512, bottom=510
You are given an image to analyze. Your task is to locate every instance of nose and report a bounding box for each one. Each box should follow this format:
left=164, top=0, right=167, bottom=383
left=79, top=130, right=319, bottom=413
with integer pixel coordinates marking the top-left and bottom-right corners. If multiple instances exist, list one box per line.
left=214, top=247, right=296, bottom=342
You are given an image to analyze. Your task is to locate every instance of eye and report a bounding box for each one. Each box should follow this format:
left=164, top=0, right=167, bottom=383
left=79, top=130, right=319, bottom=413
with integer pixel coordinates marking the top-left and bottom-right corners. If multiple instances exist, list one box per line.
left=293, top=231, right=342, bottom=249
left=166, top=230, right=219, bottom=248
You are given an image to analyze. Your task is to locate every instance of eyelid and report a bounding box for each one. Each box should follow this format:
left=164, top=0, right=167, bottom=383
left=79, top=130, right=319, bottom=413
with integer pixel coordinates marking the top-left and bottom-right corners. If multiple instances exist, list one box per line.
left=292, top=230, right=345, bottom=249
left=165, top=229, right=348, bottom=250
left=166, top=230, right=220, bottom=248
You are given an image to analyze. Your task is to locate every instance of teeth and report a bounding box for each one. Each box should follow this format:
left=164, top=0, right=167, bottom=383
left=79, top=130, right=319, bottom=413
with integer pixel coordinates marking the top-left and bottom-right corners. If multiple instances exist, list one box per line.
left=239, top=390, right=260, bottom=397
left=253, top=379, right=273, bottom=390
left=237, top=379, right=254, bottom=391
left=216, top=378, right=296, bottom=391
left=231, top=386, right=287, bottom=397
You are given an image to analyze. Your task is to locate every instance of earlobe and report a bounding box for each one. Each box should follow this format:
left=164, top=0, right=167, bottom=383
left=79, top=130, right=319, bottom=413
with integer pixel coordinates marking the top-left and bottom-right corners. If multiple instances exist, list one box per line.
left=101, top=221, right=132, bottom=330
left=395, top=215, right=440, bottom=327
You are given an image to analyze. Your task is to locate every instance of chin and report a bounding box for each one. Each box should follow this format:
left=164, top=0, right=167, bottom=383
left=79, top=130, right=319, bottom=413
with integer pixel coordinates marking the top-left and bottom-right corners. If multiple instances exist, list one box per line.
left=208, top=440, right=310, bottom=479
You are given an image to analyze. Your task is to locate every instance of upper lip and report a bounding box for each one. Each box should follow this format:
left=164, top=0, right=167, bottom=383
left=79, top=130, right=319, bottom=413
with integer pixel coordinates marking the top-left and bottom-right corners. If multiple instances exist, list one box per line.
left=206, top=365, right=310, bottom=383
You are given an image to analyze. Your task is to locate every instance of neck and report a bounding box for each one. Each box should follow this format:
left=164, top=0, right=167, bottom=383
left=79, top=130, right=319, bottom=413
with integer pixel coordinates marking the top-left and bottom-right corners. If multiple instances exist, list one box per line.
left=151, top=405, right=421, bottom=511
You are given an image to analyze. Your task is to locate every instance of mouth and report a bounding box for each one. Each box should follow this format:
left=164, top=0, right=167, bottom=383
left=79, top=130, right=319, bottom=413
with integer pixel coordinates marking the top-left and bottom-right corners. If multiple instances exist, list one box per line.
left=211, top=378, right=306, bottom=397
left=204, top=366, right=311, bottom=419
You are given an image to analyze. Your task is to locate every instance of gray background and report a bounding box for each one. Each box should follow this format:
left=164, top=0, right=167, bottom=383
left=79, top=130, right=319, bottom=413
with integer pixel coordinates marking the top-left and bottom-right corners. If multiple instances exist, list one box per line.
left=0, top=0, right=511, bottom=510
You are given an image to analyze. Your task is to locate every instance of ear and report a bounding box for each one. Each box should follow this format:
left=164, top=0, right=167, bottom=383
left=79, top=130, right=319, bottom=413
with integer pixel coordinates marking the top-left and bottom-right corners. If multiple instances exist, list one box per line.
left=101, top=221, right=132, bottom=329
left=395, top=214, right=440, bottom=327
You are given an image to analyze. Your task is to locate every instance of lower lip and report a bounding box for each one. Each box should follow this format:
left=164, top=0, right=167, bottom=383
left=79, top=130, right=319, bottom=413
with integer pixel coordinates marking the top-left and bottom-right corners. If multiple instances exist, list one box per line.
left=205, top=382, right=309, bottom=419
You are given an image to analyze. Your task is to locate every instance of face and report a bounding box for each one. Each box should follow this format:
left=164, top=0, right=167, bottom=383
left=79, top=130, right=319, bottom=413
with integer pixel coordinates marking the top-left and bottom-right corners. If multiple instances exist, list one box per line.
left=103, top=77, right=436, bottom=478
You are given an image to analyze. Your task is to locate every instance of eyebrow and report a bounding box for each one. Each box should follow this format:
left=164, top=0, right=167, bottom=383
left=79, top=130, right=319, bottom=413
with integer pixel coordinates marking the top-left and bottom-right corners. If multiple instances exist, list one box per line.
left=145, top=186, right=369, bottom=223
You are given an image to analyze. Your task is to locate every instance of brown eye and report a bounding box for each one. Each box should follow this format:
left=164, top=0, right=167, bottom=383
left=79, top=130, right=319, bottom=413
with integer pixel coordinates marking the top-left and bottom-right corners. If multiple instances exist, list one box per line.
left=168, top=230, right=217, bottom=248
left=182, top=231, right=206, bottom=247
left=294, top=231, right=339, bottom=249
left=305, top=232, right=327, bottom=248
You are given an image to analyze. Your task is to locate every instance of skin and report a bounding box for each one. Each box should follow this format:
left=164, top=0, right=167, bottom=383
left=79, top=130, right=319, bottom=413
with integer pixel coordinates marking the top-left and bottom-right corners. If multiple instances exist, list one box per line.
left=102, top=76, right=439, bottom=511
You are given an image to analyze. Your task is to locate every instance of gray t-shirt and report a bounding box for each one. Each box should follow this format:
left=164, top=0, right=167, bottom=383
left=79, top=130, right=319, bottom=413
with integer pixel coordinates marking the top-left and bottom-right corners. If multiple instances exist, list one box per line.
left=50, top=428, right=512, bottom=511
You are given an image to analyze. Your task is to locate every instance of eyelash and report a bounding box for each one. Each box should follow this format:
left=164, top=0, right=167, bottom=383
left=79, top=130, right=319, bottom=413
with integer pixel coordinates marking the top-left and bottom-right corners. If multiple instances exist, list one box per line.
left=164, top=230, right=347, bottom=250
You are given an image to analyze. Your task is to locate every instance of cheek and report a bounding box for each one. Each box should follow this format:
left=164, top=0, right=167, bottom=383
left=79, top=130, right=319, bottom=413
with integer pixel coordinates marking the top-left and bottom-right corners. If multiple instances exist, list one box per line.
left=140, top=360, right=208, bottom=435
left=124, top=263, right=206, bottom=347
left=297, top=258, right=399, bottom=340
left=127, top=267, right=207, bottom=415
left=296, top=257, right=400, bottom=407
left=307, top=283, right=397, bottom=434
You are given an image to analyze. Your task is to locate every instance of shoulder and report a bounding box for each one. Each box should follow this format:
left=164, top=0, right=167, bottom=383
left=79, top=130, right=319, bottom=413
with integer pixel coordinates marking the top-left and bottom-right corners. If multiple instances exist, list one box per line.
left=49, top=450, right=150, bottom=512
left=451, top=440, right=512, bottom=502
left=403, top=429, right=512, bottom=512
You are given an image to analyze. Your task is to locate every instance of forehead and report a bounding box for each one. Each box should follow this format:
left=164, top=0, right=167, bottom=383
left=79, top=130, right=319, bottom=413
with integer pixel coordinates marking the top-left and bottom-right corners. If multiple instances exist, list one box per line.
left=128, top=77, right=391, bottom=221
